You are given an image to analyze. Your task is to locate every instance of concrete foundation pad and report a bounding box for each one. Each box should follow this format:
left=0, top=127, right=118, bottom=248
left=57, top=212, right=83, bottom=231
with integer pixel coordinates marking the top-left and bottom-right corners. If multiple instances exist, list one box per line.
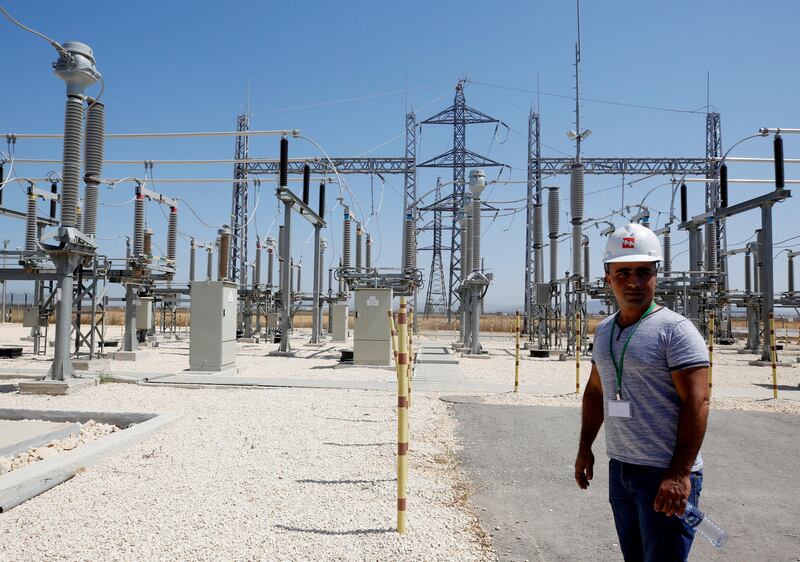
left=748, top=360, right=796, bottom=368
left=461, top=353, right=492, bottom=359
left=237, top=337, right=260, bottom=344
left=18, top=377, right=98, bottom=396
left=0, top=420, right=81, bottom=457
left=19, top=337, right=35, bottom=342
left=110, top=351, right=144, bottom=362
left=737, top=348, right=759, bottom=355
left=72, top=358, right=111, bottom=372
left=268, top=351, right=297, bottom=358
left=304, top=342, right=326, bottom=348
left=336, top=363, right=394, bottom=371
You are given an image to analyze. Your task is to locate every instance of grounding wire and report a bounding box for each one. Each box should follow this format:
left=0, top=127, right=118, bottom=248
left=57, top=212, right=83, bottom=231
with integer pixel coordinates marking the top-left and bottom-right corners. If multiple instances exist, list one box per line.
left=0, top=6, right=69, bottom=56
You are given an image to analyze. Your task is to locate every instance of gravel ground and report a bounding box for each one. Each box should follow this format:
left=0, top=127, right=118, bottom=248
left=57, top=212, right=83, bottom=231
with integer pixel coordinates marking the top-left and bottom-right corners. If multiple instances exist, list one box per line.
left=0, top=382, right=492, bottom=561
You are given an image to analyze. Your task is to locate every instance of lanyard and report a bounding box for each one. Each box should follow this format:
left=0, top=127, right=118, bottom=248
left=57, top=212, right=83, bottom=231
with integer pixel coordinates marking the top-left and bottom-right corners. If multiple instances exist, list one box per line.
left=609, top=301, right=657, bottom=400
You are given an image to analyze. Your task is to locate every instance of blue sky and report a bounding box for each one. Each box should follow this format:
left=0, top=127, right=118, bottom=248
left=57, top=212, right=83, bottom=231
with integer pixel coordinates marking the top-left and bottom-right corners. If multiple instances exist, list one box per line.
left=1, top=1, right=798, bottom=310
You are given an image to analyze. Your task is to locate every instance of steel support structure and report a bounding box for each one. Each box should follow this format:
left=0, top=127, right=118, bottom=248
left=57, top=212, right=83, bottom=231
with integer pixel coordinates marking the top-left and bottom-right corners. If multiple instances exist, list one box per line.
left=423, top=179, right=447, bottom=316
left=524, top=111, right=542, bottom=335
left=230, top=113, right=249, bottom=286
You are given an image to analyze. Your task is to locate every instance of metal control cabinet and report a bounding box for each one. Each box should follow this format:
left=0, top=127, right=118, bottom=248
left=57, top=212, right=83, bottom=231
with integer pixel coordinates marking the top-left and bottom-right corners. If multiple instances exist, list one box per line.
left=353, top=288, right=392, bottom=366
left=331, top=304, right=349, bottom=342
left=189, top=281, right=237, bottom=371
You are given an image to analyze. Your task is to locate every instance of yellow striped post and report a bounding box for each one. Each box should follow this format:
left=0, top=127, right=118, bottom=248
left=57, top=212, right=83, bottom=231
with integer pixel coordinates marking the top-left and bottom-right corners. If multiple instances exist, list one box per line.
left=769, top=311, right=778, bottom=399
left=396, top=297, right=409, bottom=534
left=514, top=310, right=520, bottom=393
left=708, top=311, right=715, bottom=397
left=575, top=309, right=581, bottom=394
left=388, top=310, right=398, bottom=364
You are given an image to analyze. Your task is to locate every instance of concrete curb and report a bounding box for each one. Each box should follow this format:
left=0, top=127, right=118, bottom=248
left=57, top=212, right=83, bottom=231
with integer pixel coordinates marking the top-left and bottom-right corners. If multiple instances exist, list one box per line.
left=0, top=409, right=180, bottom=513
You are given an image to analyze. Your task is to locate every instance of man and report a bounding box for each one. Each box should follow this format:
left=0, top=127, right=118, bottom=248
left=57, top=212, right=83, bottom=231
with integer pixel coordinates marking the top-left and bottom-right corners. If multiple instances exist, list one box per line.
left=575, top=223, right=710, bottom=562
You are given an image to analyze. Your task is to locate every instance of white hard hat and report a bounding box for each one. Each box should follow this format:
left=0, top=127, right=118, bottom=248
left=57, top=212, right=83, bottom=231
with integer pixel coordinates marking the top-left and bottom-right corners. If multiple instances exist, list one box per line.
left=603, top=223, right=663, bottom=264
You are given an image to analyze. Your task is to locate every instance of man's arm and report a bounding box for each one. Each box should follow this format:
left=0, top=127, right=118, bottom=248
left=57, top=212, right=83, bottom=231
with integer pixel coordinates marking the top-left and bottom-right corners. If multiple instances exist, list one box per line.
left=653, top=365, right=710, bottom=516
left=575, top=364, right=604, bottom=489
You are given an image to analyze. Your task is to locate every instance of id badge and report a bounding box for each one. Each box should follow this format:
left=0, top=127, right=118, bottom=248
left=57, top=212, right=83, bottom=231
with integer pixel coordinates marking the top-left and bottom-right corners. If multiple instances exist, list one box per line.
left=608, top=400, right=631, bottom=418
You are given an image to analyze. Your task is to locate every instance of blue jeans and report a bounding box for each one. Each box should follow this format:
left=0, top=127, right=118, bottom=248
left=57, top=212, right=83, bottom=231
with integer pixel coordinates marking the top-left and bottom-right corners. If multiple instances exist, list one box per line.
left=609, top=459, right=703, bottom=562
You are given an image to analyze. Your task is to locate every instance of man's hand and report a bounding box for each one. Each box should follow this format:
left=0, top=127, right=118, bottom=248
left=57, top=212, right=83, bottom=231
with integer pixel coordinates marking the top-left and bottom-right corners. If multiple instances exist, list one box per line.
left=574, top=447, right=594, bottom=489
left=653, top=472, right=691, bottom=517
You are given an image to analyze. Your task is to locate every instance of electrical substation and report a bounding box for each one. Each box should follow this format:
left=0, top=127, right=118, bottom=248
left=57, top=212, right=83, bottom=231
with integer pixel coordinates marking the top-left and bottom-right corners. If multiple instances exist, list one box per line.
left=1, top=3, right=799, bottom=560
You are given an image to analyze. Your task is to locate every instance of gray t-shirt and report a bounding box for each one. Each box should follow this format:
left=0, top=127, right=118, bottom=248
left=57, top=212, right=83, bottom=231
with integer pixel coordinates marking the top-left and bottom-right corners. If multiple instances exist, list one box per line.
left=591, top=306, right=709, bottom=472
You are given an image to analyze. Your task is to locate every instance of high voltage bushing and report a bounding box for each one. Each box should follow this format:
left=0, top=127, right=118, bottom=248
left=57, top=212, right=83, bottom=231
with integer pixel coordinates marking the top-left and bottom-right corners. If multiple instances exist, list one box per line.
left=255, top=238, right=262, bottom=285
left=279, top=136, right=289, bottom=188
left=548, top=186, right=560, bottom=284
left=365, top=234, right=372, bottom=270
left=458, top=210, right=469, bottom=282
left=663, top=228, right=672, bottom=277
left=582, top=236, right=590, bottom=282
left=355, top=223, right=363, bottom=271
left=133, top=191, right=145, bottom=256
left=206, top=246, right=213, bottom=280
left=60, top=96, right=84, bottom=228
left=570, top=164, right=585, bottom=278
left=296, top=262, right=302, bottom=291
left=82, top=101, right=105, bottom=236
left=680, top=182, right=688, bottom=223
left=218, top=226, right=231, bottom=280
left=343, top=207, right=352, bottom=270
left=720, top=163, right=729, bottom=208
left=167, top=206, right=178, bottom=266
left=267, top=239, right=274, bottom=286
left=302, top=164, right=311, bottom=206
left=189, top=239, right=196, bottom=282
left=143, top=227, right=153, bottom=260
left=533, top=203, right=544, bottom=283
left=403, top=211, right=416, bottom=271
left=463, top=205, right=473, bottom=278
left=469, top=169, right=486, bottom=273
left=318, top=181, right=326, bottom=218
left=25, top=185, right=37, bottom=252
left=706, top=218, right=718, bottom=272
left=774, top=134, right=785, bottom=188
left=788, top=253, right=795, bottom=293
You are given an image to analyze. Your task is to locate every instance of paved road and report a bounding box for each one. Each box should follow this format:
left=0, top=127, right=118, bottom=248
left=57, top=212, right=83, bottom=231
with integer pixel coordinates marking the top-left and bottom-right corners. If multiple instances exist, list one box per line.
left=447, top=400, right=800, bottom=562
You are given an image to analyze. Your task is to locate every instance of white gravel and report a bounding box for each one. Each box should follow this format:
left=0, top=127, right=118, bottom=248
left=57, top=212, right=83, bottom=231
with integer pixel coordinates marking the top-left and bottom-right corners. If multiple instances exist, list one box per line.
left=0, top=381, right=492, bottom=560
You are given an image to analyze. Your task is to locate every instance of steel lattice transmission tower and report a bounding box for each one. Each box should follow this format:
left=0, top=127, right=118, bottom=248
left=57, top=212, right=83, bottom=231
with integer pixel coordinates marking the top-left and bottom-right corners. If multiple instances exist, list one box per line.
left=418, top=80, right=503, bottom=320
left=423, top=179, right=447, bottom=316
left=230, top=113, right=249, bottom=285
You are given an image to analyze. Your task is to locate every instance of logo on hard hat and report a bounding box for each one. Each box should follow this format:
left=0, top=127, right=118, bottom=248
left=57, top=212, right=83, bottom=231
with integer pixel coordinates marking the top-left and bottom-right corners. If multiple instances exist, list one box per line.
left=622, top=237, right=635, bottom=249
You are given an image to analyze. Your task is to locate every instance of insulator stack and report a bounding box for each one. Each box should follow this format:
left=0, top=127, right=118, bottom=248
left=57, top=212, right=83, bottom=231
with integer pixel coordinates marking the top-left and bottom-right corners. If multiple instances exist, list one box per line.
left=82, top=101, right=104, bottom=236
left=267, top=245, right=274, bottom=286
left=133, top=193, right=145, bottom=256
left=663, top=229, right=672, bottom=277
left=744, top=249, right=752, bottom=293
left=167, top=206, right=178, bottom=266
left=25, top=186, right=37, bottom=252
left=706, top=219, right=718, bottom=273
left=787, top=254, right=794, bottom=294
left=60, top=96, right=84, bottom=228
left=343, top=208, right=352, bottom=269
left=218, top=226, right=231, bottom=280
left=255, top=239, right=262, bottom=286
left=404, top=212, right=416, bottom=271
left=297, top=263, right=302, bottom=292
left=302, top=164, right=310, bottom=206
left=189, top=239, right=196, bottom=282
left=472, top=197, right=481, bottom=273
left=206, top=247, right=213, bottom=280
left=319, top=182, right=326, bottom=218
left=696, top=226, right=704, bottom=272
left=462, top=208, right=472, bottom=280
left=680, top=183, right=688, bottom=223
left=355, top=223, right=363, bottom=271
left=774, top=134, right=785, bottom=189
left=279, top=136, right=289, bottom=188
left=720, top=163, right=728, bottom=208
left=365, top=234, right=372, bottom=270
left=548, top=186, right=560, bottom=283
left=570, top=165, right=585, bottom=277
left=582, top=237, right=590, bottom=282
left=533, top=203, right=544, bottom=283
left=143, top=227, right=153, bottom=259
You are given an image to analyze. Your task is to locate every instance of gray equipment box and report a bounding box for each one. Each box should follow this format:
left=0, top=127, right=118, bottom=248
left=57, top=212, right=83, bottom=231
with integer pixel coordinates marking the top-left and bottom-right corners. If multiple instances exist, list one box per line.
left=189, top=281, right=237, bottom=371
left=353, top=288, right=393, bottom=366
left=136, top=297, right=154, bottom=331
left=267, top=312, right=280, bottom=332
left=22, top=307, right=47, bottom=328
left=534, top=283, right=551, bottom=305
left=331, top=304, right=349, bottom=342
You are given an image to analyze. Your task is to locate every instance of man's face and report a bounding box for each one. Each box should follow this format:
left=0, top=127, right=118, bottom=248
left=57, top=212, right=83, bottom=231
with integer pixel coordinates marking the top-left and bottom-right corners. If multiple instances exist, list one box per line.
left=605, top=261, right=657, bottom=309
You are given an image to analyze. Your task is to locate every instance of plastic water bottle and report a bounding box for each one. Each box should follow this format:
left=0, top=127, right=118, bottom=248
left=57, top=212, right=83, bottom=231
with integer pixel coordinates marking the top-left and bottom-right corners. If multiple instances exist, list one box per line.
left=678, top=502, right=728, bottom=548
